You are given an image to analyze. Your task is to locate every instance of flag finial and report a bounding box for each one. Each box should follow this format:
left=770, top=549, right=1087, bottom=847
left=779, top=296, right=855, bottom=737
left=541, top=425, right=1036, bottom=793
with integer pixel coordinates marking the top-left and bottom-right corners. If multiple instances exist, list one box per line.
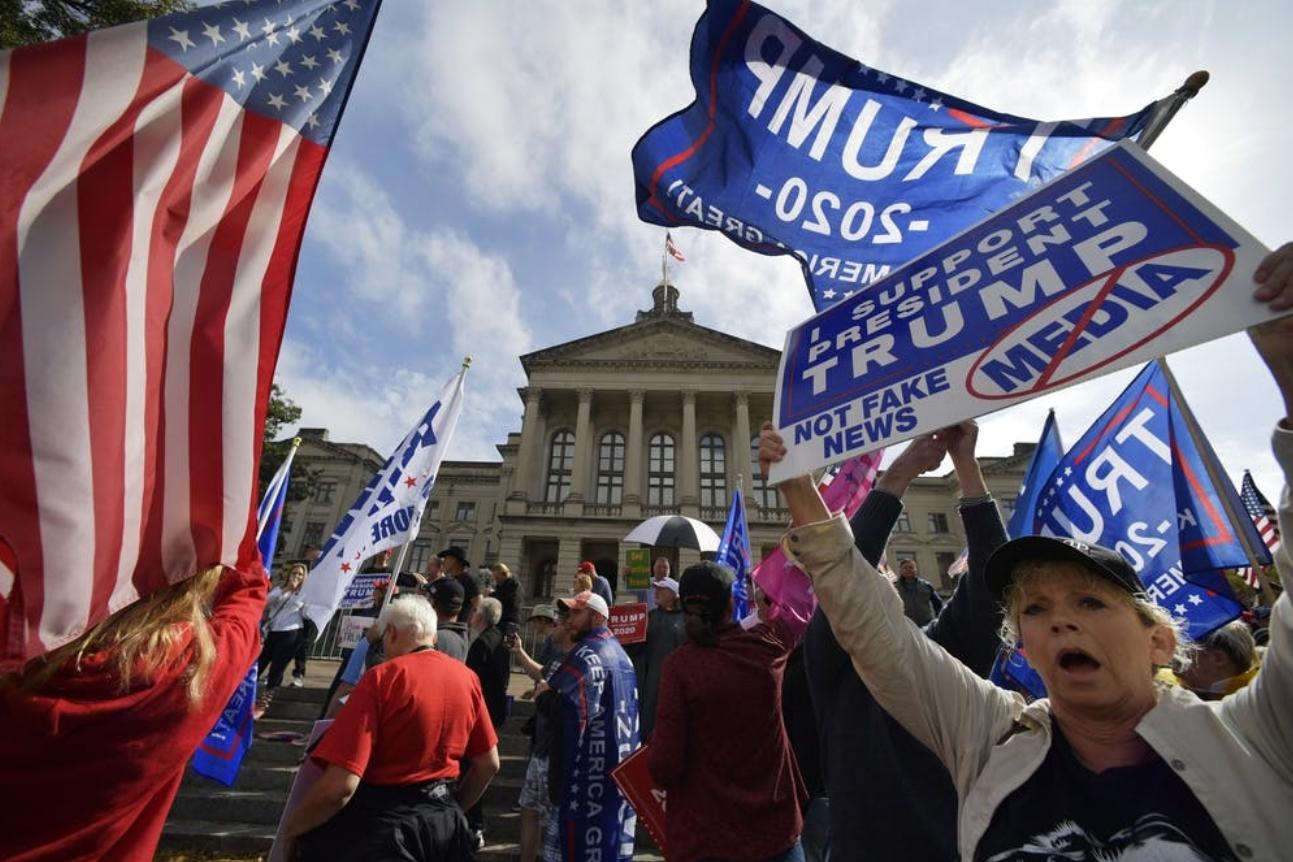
left=462, top=356, right=472, bottom=369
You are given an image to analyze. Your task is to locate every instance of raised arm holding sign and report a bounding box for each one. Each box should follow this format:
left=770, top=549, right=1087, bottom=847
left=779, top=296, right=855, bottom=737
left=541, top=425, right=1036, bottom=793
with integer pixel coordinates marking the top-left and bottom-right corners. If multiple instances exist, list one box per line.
left=769, top=143, right=1282, bottom=481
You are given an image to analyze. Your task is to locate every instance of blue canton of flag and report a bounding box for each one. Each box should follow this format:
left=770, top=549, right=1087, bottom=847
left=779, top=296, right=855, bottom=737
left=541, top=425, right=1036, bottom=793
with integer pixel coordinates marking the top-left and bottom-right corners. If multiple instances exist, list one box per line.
left=1008, top=410, right=1064, bottom=539
left=191, top=438, right=298, bottom=785
left=150, top=0, right=382, bottom=147
left=631, top=0, right=1159, bottom=312
left=716, top=490, right=753, bottom=620
left=1027, top=361, right=1263, bottom=640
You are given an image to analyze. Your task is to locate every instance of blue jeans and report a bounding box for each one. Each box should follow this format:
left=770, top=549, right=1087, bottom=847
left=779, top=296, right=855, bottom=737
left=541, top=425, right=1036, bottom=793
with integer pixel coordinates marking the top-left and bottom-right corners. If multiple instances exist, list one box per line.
left=700, top=837, right=805, bottom=862
left=802, top=797, right=831, bottom=862
left=765, top=839, right=806, bottom=862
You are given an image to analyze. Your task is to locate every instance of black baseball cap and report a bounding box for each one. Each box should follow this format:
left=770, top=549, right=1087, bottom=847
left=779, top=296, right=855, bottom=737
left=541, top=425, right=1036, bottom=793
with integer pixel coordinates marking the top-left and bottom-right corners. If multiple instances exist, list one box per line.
left=427, top=576, right=465, bottom=609
left=678, top=561, right=735, bottom=606
left=985, top=536, right=1146, bottom=599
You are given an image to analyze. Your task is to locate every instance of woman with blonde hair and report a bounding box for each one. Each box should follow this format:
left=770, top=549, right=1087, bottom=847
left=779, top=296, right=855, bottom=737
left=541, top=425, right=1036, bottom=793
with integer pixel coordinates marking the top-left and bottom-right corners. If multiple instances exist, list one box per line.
left=0, top=563, right=266, bottom=861
left=758, top=253, right=1293, bottom=861
left=257, top=562, right=309, bottom=706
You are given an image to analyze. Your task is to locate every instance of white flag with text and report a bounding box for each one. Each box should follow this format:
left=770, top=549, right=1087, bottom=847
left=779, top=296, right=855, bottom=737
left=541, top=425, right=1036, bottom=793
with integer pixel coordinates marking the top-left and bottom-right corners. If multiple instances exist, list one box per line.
left=300, top=365, right=467, bottom=631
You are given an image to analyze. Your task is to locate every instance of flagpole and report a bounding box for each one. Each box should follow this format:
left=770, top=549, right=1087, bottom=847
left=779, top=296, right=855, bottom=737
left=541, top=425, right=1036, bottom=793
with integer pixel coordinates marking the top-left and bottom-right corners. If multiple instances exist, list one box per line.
left=662, top=233, right=669, bottom=285
left=1136, top=70, right=1209, bottom=152
left=1155, top=358, right=1278, bottom=604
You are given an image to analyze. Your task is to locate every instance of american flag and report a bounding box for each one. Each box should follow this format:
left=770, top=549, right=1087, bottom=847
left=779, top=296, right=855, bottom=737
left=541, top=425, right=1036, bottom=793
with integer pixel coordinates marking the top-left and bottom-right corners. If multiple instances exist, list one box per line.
left=1236, top=471, right=1280, bottom=588
left=0, top=0, right=381, bottom=664
left=665, top=230, right=685, bottom=263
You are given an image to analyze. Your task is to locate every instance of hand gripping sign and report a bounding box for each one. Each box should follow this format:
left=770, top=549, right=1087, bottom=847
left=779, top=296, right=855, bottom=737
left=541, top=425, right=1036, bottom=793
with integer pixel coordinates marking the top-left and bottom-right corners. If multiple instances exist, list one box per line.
left=768, top=141, right=1278, bottom=481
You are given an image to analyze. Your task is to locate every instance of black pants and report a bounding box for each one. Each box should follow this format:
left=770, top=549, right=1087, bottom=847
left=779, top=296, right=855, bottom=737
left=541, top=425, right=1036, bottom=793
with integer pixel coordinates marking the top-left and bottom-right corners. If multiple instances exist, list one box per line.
left=258, top=628, right=302, bottom=690
left=293, top=619, right=318, bottom=678
left=298, top=779, right=473, bottom=862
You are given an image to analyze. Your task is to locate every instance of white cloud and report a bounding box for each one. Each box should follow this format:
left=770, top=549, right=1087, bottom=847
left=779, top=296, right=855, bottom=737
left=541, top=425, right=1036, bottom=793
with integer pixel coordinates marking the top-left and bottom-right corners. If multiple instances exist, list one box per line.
left=289, top=158, right=535, bottom=459
left=287, top=0, right=1293, bottom=494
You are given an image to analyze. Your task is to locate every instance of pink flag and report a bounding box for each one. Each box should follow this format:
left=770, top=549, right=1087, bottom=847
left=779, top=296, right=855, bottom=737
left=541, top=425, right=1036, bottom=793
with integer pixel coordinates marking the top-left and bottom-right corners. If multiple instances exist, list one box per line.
left=752, top=450, right=884, bottom=638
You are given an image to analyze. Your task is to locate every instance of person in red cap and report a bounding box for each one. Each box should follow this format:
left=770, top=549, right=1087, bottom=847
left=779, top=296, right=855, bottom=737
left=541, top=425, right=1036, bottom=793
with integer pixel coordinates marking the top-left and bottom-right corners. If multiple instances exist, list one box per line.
left=576, top=560, right=614, bottom=608
left=540, top=590, right=639, bottom=861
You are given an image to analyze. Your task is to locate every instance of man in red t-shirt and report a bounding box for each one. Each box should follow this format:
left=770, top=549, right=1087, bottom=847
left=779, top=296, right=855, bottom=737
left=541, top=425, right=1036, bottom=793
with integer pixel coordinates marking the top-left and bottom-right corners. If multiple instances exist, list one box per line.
left=283, top=595, right=500, bottom=861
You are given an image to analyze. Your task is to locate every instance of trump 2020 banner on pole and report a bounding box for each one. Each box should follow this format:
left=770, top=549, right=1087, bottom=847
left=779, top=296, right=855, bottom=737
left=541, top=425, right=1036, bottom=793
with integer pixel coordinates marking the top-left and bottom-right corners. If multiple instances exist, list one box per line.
left=1027, top=360, right=1262, bottom=639
left=768, top=141, right=1276, bottom=482
left=300, top=364, right=467, bottom=631
left=631, top=0, right=1159, bottom=312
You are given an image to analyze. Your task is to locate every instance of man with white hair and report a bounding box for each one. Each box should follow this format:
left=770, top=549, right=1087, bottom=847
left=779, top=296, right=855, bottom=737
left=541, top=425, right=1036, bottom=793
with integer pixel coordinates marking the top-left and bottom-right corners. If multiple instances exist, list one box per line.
left=283, top=595, right=500, bottom=861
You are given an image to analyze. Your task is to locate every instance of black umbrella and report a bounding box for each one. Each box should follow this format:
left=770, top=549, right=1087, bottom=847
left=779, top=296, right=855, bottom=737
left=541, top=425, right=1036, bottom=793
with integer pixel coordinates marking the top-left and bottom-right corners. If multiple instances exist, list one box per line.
left=623, top=514, right=721, bottom=552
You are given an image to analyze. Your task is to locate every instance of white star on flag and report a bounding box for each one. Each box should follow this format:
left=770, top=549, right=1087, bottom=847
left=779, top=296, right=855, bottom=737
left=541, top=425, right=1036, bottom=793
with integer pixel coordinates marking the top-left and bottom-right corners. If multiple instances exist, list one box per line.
left=202, top=22, right=225, bottom=46
left=168, top=27, right=195, bottom=51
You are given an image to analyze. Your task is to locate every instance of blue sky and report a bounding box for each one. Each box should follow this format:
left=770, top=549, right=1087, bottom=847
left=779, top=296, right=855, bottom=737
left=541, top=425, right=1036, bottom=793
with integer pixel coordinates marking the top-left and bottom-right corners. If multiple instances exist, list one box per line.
left=271, top=0, right=1293, bottom=495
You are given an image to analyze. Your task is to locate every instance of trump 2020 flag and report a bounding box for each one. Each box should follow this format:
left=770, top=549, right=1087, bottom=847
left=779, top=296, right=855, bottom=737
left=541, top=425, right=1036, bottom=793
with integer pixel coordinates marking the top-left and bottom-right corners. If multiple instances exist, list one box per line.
left=1008, top=410, right=1064, bottom=539
left=990, top=644, right=1048, bottom=701
left=300, top=365, right=468, bottom=631
left=716, top=489, right=752, bottom=621
left=631, top=0, right=1159, bottom=312
left=192, top=437, right=300, bottom=785
left=0, top=0, right=383, bottom=663
left=1027, top=361, right=1266, bottom=639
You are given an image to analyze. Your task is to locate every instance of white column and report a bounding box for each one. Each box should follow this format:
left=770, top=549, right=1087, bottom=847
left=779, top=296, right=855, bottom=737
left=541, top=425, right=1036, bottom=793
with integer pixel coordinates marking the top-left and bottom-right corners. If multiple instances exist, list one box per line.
left=566, top=388, right=594, bottom=505
left=734, top=392, right=752, bottom=504
left=512, top=387, right=543, bottom=500
left=624, top=390, right=644, bottom=518
left=680, top=390, right=698, bottom=514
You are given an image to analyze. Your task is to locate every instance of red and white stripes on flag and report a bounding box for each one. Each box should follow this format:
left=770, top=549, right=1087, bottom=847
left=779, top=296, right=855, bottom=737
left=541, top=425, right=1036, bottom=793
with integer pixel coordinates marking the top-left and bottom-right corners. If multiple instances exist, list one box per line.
left=0, top=25, right=332, bottom=663
left=665, top=231, right=685, bottom=263
left=1236, top=471, right=1280, bottom=588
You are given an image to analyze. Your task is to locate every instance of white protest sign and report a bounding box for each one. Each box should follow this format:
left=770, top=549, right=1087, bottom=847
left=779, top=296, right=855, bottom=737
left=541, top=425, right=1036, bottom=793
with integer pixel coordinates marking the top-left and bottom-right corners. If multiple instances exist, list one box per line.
left=769, top=141, right=1277, bottom=481
left=336, top=614, right=371, bottom=650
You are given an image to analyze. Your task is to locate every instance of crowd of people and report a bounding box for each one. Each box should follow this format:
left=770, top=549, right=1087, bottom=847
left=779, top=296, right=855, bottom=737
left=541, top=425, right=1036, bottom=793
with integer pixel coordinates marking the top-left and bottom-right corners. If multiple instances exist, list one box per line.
left=2, top=247, right=1292, bottom=860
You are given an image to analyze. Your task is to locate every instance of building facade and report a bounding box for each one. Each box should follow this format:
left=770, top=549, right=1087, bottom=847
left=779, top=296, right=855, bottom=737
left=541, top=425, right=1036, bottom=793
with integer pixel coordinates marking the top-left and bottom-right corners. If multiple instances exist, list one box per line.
left=275, top=281, right=1032, bottom=599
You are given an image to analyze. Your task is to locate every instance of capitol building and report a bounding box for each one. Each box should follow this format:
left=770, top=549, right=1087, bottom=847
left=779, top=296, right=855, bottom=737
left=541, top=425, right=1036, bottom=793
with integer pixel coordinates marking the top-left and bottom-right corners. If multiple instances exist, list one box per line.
left=274, top=280, right=1032, bottom=605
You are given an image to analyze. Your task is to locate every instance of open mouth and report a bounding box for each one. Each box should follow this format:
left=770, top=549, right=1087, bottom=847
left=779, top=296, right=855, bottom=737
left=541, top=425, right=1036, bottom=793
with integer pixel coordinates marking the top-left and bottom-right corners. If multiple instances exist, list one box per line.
left=1057, top=649, right=1101, bottom=674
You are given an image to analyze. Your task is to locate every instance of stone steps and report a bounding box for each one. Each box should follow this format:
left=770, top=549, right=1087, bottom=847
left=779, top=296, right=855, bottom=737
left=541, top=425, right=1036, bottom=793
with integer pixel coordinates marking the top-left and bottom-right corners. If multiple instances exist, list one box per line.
left=159, top=662, right=663, bottom=860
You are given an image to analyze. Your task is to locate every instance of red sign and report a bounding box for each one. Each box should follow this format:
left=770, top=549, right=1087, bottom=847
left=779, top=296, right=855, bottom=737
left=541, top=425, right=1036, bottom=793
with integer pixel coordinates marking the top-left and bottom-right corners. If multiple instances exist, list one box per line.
left=611, top=744, right=667, bottom=852
left=608, top=602, right=649, bottom=645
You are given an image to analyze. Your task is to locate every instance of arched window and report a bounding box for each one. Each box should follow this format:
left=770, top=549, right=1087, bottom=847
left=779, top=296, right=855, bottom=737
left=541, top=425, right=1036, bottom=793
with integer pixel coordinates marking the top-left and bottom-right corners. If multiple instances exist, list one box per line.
left=647, top=433, right=675, bottom=507
left=699, top=433, right=727, bottom=509
left=596, top=431, right=625, bottom=505
left=751, top=435, right=778, bottom=510
left=545, top=430, right=574, bottom=502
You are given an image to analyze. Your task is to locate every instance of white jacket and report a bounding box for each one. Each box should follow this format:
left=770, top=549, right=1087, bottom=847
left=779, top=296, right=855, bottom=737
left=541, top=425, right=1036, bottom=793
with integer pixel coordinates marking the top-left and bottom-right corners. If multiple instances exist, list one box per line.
left=784, top=426, right=1293, bottom=861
